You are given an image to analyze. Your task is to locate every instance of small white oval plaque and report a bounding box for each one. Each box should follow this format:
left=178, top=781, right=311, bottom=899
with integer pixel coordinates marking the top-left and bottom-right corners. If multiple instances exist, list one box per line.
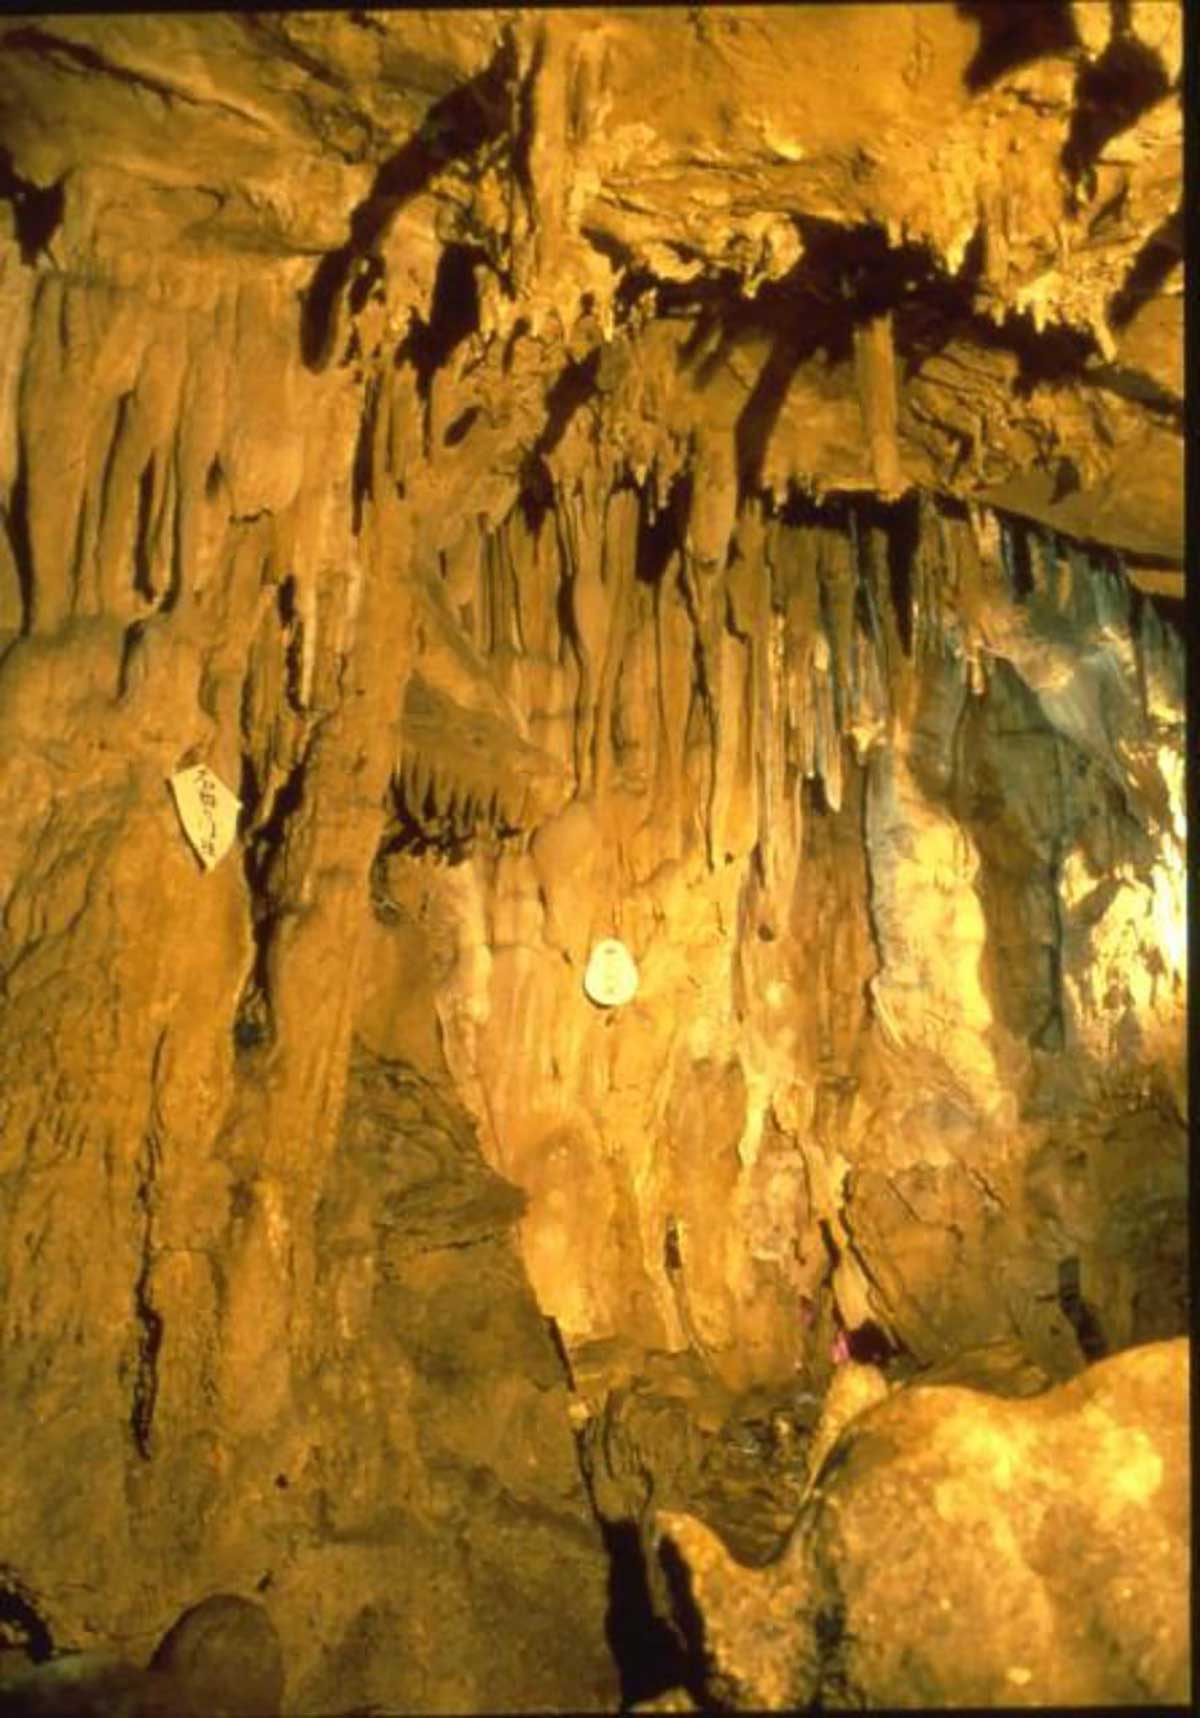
left=584, top=938, right=639, bottom=1008
left=169, top=764, right=240, bottom=871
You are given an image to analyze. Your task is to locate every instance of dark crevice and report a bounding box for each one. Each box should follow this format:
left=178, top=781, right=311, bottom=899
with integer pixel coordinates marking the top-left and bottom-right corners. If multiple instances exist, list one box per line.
left=68, top=486, right=88, bottom=602
left=351, top=376, right=379, bottom=535
left=534, top=347, right=601, bottom=461
left=0, top=1585, right=53, bottom=1665
left=1108, top=210, right=1182, bottom=330
left=163, top=450, right=182, bottom=614
left=517, top=450, right=554, bottom=538
left=597, top=1519, right=693, bottom=1709
left=347, top=253, right=383, bottom=316
left=444, top=404, right=481, bottom=448
left=1057, top=1255, right=1109, bottom=1360
left=302, top=250, right=351, bottom=372
left=956, top=0, right=1078, bottom=93
left=887, top=492, right=920, bottom=657
left=1050, top=455, right=1082, bottom=502
left=657, top=1534, right=725, bottom=1708
left=276, top=574, right=297, bottom=629
left=116, top=619, right=147, bottom=700
left=500, top=315, right=531, bottom=373
left=132, top=456, right=156, bottom=601
left=300, top=36, right=516, bottom=372
left=130, top=1253, right=163, bottom=1459
left=236, top=750, right=262, bottom=838
left=1008, top=320, right=1099, bottom=395
left=377, top=789, right=477, bottom=866
left=812, top=1593, right=854, bottom=1706
left=130, top=1127, right=163, bottom=1461
left=275, top=577, right=308, bottom=717
left=5, top=440, right=35, bottom=633
left=668, top=472, right=696, bottom=579
left=734, top=332, right=803, bottom=501
left=1006, top=516, right=1036, bottom=599
left=98, top=392, right=133, bottom=525
left=422, top=242, right=484, bottom=383
left=655, top=266, right=744, bottom=325
left=794, top=217, right=939, bottom=323
left=234, top=750, right=313, bottom=1053
left=245, top=752, right=310, bottom=888
left=645, top=219, right=989, bottom=504
left=396, top=241, right=488, bottom=459
left=510, top=24, right=543, bottom=213
left=1062, top=33, right=1171, bottom=188
left=778, top=489, right=850, bottom=534
left=0, top=145, right=64, bottom=267
left=895, top=248, right=1100, bottom=392
left=636, top=487, right=679, bottom=589
left=598, top=209, right=1124, bottom=500
left=581, top=223, right=634, bottom=273
left=614, top=267, right=661, bottom=323
left=844, top=1318, right=903, bottom=1366
left=542, top=1316, right=575, bottom=1388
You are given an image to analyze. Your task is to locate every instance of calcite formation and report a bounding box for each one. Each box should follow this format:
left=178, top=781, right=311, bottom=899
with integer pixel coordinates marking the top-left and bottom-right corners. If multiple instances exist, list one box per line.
left=0, top=6, right=1186, bottom=1712
left=654, top=1338, right=1191, bottom=1708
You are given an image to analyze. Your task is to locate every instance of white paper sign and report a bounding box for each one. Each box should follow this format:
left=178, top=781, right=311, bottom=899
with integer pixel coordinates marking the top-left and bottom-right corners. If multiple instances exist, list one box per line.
left=169, top=764, right=240, bottom=871
left=583, top=938, right=639, bottom=1008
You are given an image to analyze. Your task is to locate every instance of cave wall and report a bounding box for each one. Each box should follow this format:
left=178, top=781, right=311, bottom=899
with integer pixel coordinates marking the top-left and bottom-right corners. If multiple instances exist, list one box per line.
left=374, top=484, right=1186, bottom=1389
left=0, top=5, right=1186, bottom=1709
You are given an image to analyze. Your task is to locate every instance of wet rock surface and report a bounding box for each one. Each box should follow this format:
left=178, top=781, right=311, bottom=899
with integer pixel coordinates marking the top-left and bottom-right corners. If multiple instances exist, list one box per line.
left=0, top=5, right=1186, bottom=1711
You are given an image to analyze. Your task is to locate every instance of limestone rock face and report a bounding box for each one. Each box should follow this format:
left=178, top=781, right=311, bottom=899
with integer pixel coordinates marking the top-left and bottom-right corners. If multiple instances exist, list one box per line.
left=0, top=6, right=1185, bottom=1712
left=655, top=1337, right=1190, bottom=1709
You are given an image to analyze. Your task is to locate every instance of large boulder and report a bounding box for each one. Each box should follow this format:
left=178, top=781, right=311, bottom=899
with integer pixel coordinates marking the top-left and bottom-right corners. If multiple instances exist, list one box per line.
left=656, top=1338, right=1190, bottom=1708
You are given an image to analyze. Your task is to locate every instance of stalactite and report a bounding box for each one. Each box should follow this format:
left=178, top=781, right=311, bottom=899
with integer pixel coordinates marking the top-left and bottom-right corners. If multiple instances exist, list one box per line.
left=729, top=503, right=783, bottom=894
left=687, top=424, right=739, bottom=571
left=653, top=542, right=695, bottom=858
left=593, top=485, right=638, bottom=801
left=1092, top=551, right=1132, bottom=645
left=853, top=312, right=904, bottom=500
left=812, top=632, right=842, bottom=814
left=554, top=481, right=610, bottom=792
left=1134, top=582, right=1184, bottom=728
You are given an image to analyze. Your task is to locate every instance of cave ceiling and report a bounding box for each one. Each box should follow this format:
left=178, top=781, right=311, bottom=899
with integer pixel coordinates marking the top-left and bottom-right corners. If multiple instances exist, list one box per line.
left=0, top=3, right=1184, bottom=567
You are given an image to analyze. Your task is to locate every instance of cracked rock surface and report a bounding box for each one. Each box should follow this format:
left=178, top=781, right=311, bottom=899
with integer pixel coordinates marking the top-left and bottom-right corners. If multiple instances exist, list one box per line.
left=0, top=5, right=1186, bottom=1712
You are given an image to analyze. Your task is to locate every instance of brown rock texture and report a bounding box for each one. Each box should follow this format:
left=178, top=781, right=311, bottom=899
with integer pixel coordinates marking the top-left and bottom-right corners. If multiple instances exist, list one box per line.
left=655, top=1336, right=1191, bottom=1708
left=0, top=5, right=1186, bottom=1711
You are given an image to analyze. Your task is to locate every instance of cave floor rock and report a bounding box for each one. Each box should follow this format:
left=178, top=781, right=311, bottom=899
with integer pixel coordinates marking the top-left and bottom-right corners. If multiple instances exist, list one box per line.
left=655, top=1337, right=1191, bottom=1710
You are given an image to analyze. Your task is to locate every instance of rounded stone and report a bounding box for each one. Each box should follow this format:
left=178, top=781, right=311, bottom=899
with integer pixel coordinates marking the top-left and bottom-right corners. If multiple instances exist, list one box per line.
left=150, top=1595, right=284, bottom=1718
